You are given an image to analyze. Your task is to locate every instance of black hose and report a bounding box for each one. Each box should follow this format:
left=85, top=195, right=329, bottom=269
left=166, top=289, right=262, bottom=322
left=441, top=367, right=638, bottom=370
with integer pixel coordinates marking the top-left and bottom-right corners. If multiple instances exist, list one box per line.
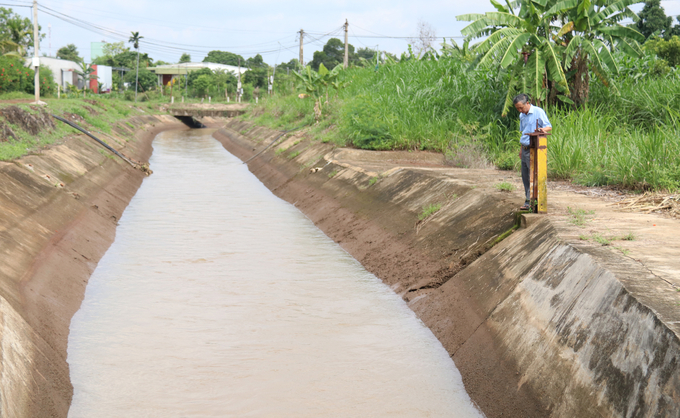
left=51, top=114, right=136, bottom=167
left=242, top=123, right=311, bottom=164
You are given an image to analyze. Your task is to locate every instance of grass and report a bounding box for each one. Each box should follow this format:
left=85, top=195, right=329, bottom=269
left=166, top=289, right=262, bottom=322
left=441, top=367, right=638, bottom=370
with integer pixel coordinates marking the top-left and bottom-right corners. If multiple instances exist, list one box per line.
left=368, top=176, right=378, bottom=186
left=328, top=170, right=338, bottom=178
left=241, top=53, right=680, bottom=193
left=581, top=231, right=635, bottom=247
left=495, top=181, right=515, bottom=192
left=418, top=203, right=443, bottom=221
left=567, top=207, right=595, bottom=227
left=0, top=96, right=164, bottom=161
left=620, top=232, right=636, bottom=241
left=592, top=233, right=611, bottom=246
left=614, top=246, right=631, bottom=256
left=288, top=150, right=300, bottom=159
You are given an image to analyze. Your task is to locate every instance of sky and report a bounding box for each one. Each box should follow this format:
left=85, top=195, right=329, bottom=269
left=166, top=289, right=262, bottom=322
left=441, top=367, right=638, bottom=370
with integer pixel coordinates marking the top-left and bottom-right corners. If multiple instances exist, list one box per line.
left=5, top=0, right=680, bottom=66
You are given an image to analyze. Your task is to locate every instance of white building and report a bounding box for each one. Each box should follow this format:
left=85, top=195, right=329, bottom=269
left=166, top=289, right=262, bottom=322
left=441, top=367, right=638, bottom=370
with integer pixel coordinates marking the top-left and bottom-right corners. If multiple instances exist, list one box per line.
left=149, top=62, right=246, bottom=86
left=25, top=56, right=80, bottom=89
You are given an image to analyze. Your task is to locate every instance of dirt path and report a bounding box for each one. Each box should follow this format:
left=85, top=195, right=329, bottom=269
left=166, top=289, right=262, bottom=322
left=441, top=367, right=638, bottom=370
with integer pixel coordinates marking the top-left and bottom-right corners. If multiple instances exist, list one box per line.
left=332, top=147, right=680, bottom=293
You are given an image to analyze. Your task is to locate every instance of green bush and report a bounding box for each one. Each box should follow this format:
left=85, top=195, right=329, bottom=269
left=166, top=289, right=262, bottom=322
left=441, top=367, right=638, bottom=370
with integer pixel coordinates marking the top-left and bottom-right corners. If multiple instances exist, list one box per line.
left=646, top=36, right=680, bottom=67
left=342, top=95, right=393, bottom=149
left=494, top=150, right=518, bottom=171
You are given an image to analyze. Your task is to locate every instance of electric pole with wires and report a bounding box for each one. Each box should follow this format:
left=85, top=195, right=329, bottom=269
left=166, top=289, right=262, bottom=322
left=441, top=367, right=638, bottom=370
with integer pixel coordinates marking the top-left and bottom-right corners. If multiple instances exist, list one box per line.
left=343, top=20, right=349, bottom=69
left=298, top=29, right=304, bottom=68
left=32, top=0, right=41, bottom=104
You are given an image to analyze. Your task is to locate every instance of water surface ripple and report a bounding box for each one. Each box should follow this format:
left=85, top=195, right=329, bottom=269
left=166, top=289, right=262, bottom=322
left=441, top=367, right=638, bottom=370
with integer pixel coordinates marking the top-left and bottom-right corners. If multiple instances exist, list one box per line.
left=67, top=129, right=484, bottom=418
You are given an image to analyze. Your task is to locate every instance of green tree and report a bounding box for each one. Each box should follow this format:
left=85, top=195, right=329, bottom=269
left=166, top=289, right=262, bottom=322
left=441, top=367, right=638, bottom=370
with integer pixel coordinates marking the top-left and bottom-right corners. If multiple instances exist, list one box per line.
left=94, top=50, right=150, bottom=69
left=128, top=31, right=143, bottom=102
left=187, top=67, right=212, bottom=86
left=636, top=0, right=673, bottom=39
left=356, top=47, right=377, bottom=61
left=203, top=50, right=244, bottom=66
left=246, top=53, right=265, bottom=68
left=179, top=53, right=191, bottom=63
left=56, top=44, right=82, bottom=62
left=0, top=8, right=41, bottom=55
left=244, top=54, right=268, bottom=88
left=310, top=38, right=357, bottom=70
left=102, top=41, right=126, bottom=57
left=277, top=58, right=299, bottom=71
left=212, top=68, right=237, bottom=94
left=193, top=74, right=211, bottom=96
left=646, top=35, right=680, bottom=66
left=123, top=67, right=156, bottom=92
left=668, top=17, right=680, bottom=38
left=244, top=67, right=267, bottom=88
left=458, top=0, right=644, bottom=111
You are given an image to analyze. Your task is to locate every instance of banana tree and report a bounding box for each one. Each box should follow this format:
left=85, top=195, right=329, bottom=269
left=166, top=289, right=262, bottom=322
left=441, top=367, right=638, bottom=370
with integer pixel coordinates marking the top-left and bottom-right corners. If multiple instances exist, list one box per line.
left=293, top=63, right=349, bottom=120
left=458, top=0, right=645, bottom=113
left=547, top=0, right=644, bottom=104
left=76, top=62, right=97, bottom=98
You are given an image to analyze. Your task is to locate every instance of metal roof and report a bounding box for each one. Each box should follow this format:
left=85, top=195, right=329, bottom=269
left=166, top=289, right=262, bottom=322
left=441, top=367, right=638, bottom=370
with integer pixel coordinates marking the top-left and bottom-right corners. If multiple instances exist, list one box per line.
left=148, top=62, right=246, bottom=75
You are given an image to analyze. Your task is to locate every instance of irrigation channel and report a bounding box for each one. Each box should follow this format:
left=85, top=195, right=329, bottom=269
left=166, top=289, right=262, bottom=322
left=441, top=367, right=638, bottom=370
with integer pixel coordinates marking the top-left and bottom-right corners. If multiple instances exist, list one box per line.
left=66, top=128, right=485, bottom=418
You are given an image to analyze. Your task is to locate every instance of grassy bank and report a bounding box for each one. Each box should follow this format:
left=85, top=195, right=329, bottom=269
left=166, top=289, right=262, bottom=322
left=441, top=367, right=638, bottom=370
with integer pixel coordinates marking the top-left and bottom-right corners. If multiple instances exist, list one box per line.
left=245, top=58, right=680, bottom=192
left=0, top=93, right=168, bottom=161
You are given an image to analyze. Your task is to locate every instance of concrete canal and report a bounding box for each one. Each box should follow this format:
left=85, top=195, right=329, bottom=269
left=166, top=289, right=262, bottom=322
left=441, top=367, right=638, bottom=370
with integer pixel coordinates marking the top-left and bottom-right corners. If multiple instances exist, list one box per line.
left=66, top=128, right=484, bottom=417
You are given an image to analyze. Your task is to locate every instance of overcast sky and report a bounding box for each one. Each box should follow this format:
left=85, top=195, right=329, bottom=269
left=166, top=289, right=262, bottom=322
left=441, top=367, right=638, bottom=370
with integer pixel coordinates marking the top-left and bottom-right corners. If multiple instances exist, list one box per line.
left=7, top=0, right=680, bottom=65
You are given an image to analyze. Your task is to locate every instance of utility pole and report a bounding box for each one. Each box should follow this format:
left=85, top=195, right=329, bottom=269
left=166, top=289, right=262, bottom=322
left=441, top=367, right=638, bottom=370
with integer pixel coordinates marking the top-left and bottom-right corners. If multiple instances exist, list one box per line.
left=298, top=29, right=304, bottom=68
left=32, top=0, right=40, bottom=104
left=343, top=19, right=349, bottom=69
left=237, top=58, right=242, bottom=102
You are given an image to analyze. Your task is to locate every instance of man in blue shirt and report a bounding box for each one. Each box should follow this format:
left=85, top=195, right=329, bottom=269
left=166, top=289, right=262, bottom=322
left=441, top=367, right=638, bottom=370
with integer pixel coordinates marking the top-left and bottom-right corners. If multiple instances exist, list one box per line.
left=513, top=93, right=552, bottom=210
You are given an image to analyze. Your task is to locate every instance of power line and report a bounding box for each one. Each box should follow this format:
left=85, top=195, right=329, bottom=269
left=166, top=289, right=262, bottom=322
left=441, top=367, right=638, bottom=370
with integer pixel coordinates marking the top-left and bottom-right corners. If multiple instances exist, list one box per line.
left=38, top=5, right=301, bottom=57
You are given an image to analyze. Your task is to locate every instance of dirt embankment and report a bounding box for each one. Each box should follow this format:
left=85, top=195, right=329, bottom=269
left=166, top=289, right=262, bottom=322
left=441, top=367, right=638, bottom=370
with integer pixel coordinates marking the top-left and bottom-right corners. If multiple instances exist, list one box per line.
left=0, top=114, right=188, bottom=417
left=214, top=120, right=680, bottom=418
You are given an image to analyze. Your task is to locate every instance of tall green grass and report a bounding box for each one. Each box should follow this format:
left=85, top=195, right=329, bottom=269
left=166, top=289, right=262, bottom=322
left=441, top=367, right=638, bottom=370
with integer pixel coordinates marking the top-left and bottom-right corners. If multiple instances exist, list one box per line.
left=246, top=59, right=680, bottom=191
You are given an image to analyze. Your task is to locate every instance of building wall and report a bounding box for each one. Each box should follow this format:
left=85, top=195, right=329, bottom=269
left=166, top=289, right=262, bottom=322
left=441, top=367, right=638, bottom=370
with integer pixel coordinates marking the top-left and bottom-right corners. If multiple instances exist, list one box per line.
left=25, top=57, right=81, bottom=89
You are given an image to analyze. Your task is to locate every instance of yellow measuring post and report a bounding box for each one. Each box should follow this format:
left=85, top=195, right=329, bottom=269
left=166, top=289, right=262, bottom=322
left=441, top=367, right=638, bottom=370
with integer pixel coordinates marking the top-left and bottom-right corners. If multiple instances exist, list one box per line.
left=528, top=124, right=550, bottom=214
left=536, top=133, right=548, bottom=213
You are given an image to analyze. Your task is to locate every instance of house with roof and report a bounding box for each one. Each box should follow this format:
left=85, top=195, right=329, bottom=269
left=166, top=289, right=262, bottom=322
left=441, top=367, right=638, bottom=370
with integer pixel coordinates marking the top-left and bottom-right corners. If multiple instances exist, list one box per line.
left=148, top=62, right=246, bottom=86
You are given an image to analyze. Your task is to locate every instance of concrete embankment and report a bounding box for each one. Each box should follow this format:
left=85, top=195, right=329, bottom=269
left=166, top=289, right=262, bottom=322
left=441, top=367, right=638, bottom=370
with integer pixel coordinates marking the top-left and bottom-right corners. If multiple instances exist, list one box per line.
left=0, top=115, right=186, bottom=417
left=214, top=120, right=680, bottom=418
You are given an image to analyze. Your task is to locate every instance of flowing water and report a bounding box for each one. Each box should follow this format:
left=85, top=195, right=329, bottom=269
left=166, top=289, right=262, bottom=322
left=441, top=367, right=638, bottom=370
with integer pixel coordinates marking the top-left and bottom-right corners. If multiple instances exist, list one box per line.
left=67, top=129, right=484, bottom=418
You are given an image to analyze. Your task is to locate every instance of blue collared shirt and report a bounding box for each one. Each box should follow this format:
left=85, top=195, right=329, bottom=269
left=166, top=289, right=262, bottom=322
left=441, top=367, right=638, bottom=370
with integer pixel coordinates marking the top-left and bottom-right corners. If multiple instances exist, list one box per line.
left=519, top=105, right=552, bottom=146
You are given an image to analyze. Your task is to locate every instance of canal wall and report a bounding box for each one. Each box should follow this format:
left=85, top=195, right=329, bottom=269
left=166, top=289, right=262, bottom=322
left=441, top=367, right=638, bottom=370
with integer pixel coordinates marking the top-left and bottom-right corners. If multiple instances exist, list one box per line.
left=214, top=120, right=680, bottom=418
left=0, top=114, right=185, bottom=417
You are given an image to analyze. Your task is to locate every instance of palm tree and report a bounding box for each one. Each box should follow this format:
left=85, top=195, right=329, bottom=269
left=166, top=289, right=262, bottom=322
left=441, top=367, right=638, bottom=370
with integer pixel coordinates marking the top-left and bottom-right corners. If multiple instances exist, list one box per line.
left=457, top=0, right=644, bottom=112
left=128, top=31, right=143, bottom=102
left=0, top=39, right=23, bottom=58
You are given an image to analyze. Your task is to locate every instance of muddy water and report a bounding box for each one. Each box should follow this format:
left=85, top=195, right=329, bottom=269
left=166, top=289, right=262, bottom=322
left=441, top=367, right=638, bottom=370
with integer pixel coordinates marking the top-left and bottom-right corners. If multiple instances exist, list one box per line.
left=67, top=129, right=484, bottom=418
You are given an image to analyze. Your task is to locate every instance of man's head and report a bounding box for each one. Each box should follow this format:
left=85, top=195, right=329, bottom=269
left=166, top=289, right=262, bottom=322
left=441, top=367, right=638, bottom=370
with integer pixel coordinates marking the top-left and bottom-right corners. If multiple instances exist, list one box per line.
left=513, top=94, right=531, bottom=114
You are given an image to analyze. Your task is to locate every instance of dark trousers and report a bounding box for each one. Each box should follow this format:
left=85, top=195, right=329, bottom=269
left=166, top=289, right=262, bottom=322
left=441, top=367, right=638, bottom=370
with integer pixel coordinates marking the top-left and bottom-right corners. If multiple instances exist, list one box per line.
left=521, top=147, right=531, bottom=204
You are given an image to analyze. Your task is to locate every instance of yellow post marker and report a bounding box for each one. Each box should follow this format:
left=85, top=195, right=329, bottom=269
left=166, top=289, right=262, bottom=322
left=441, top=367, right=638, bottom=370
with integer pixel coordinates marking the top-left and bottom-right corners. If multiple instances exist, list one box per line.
left=527, top=123, right=550, bottom=214
left=536, top=133, right=548, bottom=213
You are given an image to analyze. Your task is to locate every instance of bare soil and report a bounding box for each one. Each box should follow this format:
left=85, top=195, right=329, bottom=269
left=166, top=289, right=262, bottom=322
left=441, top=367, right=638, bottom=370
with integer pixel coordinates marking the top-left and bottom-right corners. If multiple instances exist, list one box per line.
left=0, top=105, right=55, bottom=135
